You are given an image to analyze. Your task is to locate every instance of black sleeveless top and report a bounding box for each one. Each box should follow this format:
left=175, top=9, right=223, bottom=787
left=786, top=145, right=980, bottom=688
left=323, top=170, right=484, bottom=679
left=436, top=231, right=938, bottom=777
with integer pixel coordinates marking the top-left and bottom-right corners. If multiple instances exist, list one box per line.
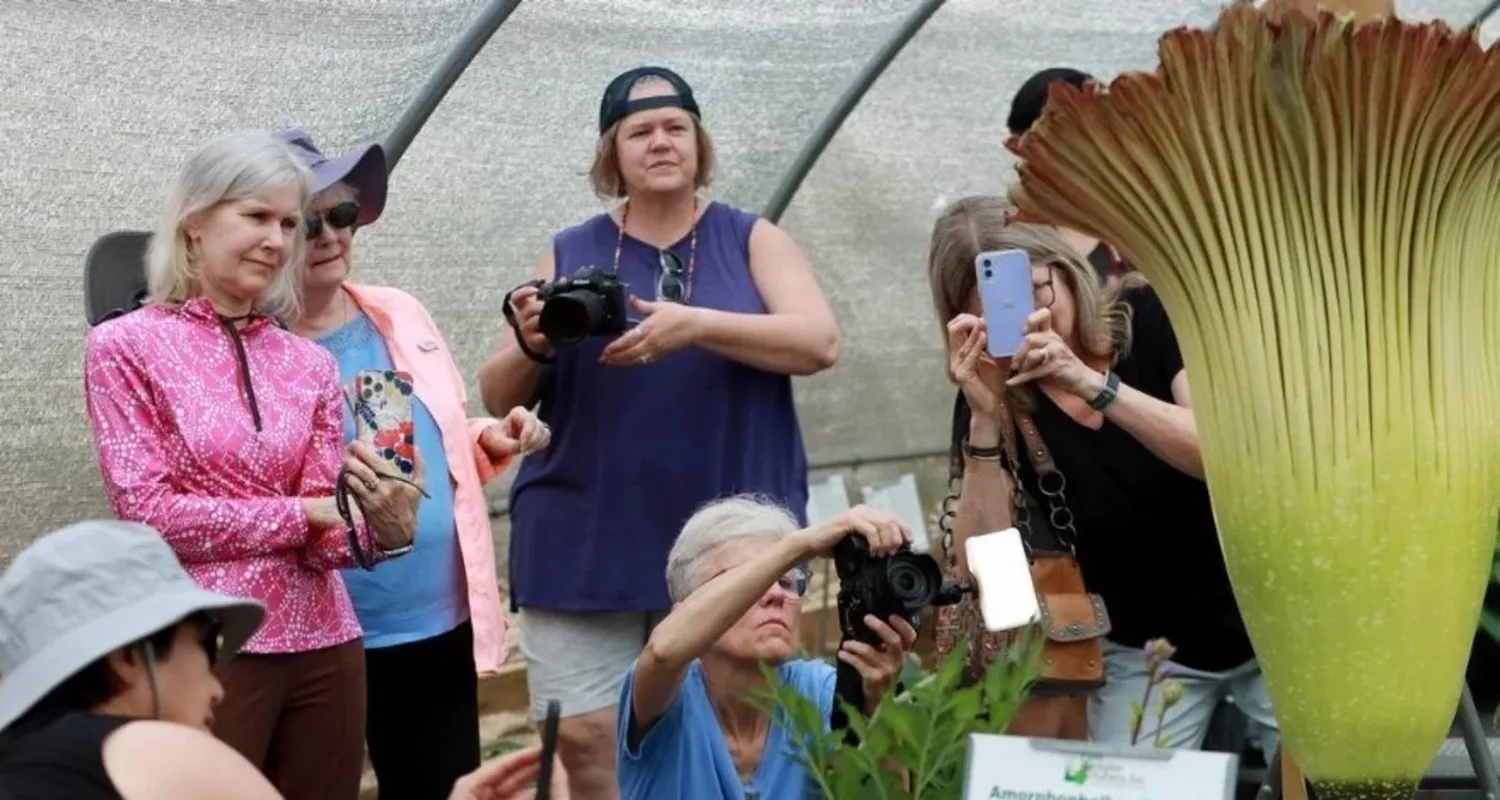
left=0, top=712, right=131, bottom=799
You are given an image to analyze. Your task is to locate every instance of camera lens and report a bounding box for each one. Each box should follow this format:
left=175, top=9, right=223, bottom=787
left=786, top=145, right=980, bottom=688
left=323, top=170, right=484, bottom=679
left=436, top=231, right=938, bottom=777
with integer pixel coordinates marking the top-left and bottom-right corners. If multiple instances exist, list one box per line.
left=540, top=290, right=605, bottom=347
left=983, top=269, right=993, bottom=279
left=982, top=259, right=991, bottom=268
left=885, top=559, right=936, bottom=608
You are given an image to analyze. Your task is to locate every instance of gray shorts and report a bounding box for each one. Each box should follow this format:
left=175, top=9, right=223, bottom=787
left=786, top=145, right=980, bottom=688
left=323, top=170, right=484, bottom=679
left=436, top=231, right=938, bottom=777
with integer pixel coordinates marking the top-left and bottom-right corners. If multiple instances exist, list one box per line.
left=517, top=608, right=668, bottom=721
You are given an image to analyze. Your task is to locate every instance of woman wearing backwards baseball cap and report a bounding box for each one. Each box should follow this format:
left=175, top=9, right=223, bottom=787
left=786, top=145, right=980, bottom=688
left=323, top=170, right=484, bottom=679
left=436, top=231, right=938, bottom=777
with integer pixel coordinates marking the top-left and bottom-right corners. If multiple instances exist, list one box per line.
left=0, top=521, right=566, bottom=800
left=479, top=66, right=839, bottom=798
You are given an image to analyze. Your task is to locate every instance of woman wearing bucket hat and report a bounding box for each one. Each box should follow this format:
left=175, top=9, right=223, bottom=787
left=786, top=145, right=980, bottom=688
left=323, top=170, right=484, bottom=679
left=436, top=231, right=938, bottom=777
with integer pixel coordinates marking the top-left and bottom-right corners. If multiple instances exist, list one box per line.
left=0, top=519, right=274, bottom=797
left=82, top=130, right=424, bottom=800
left=278, top=128, right=550, bottom=800
left=477, top=66, right=837, bottom=798
left=0, top=520, right=569, bottom=800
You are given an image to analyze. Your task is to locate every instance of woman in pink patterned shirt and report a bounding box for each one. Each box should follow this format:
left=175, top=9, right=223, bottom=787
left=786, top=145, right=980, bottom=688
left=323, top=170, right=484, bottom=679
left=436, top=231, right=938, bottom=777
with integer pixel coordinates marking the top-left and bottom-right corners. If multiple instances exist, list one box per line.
left=82, top=130, right=423, bottom=800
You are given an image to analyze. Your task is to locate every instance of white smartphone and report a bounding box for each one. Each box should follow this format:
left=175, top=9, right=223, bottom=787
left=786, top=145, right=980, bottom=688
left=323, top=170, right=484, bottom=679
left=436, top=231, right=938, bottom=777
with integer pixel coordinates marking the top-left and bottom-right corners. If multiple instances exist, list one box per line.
left=965, top=528, right=1040, bottom=632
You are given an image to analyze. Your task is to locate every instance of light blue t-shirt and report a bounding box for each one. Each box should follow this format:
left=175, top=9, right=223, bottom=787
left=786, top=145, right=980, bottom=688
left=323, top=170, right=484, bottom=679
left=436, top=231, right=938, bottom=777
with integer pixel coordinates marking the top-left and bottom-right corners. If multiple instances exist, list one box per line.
left=315, top=311, right=467, bottom=648
left=617, top=658, right=836, bottom=800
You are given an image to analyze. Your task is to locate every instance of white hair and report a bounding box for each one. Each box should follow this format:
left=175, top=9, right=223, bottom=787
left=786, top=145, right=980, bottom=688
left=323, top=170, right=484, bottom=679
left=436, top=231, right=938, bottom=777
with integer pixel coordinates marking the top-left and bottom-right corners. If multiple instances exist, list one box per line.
left=314, top=180, right=358, bottom=206
left=145, top=130, right=313, bottom=320
left=665, top=495, right=800, bottom=603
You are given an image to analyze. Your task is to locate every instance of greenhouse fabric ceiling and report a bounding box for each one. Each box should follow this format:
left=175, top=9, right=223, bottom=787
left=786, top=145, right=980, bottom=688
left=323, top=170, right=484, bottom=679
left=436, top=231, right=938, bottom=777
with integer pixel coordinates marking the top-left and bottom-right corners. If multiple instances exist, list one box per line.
left=1, top=0, right=1495, bottom=554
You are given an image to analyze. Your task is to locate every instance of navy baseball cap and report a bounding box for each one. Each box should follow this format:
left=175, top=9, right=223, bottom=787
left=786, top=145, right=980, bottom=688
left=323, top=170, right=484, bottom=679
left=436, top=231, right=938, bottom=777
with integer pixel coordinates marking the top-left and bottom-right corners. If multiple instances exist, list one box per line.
left=599, top=66, right=701, bottom=134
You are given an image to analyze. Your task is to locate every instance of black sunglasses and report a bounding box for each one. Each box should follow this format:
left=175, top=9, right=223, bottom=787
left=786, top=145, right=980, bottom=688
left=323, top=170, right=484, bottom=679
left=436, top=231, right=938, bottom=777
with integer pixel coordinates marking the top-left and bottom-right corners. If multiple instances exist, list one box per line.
left=305, top=201, right=360, bottom=239
left=658, top=248, right=686, bottom=303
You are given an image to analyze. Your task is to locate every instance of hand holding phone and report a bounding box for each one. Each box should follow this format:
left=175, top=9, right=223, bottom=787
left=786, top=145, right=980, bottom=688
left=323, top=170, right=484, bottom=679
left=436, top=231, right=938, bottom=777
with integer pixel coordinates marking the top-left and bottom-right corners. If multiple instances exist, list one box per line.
left=351, top=369, right=416, bottom=478
left=974, top=249, right=1035, bottom=359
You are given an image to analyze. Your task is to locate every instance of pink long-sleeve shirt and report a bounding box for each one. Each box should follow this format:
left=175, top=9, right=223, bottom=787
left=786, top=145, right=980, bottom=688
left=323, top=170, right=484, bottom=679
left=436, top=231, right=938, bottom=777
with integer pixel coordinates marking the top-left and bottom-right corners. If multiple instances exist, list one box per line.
left=84, top=297, right=383, bottom=654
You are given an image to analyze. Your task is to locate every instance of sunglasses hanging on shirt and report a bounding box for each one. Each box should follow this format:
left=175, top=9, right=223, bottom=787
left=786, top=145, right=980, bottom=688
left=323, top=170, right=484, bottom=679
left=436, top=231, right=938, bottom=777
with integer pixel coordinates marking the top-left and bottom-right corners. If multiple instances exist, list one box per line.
left=305, top=201, right=361, bottom=239
left=657, top=248, right=689, bottom=303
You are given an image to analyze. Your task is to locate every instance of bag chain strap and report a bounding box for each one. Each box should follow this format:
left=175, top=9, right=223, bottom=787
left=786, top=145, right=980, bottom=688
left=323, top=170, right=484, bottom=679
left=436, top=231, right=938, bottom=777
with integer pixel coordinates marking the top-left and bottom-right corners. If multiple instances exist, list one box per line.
left=996, top=393, right=1080, bottom=557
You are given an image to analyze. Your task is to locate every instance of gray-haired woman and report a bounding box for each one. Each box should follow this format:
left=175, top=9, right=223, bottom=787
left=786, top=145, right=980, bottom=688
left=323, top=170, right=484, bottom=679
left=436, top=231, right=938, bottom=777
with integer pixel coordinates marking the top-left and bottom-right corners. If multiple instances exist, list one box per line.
left=617, top=498, right=917, bottom=799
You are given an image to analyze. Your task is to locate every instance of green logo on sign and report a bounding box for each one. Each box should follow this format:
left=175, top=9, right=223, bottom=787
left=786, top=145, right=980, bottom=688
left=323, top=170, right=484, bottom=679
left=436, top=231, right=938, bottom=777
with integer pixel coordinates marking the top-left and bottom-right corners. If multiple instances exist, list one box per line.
left=1063, top=759, right=1094, bottom=784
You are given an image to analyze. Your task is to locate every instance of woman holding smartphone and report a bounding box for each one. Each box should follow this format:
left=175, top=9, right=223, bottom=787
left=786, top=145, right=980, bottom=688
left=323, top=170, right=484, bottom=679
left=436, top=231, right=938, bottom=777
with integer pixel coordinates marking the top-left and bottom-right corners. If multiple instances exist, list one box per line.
left=926, top=196, right=1276, bottom=756
left=83, top=130, right=422, bottom=800
left=279, top=129, right=550, bottom=800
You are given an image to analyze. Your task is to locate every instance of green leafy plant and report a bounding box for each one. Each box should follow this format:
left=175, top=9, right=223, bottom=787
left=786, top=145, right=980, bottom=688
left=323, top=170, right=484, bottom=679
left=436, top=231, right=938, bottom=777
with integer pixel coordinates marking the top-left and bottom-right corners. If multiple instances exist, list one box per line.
left=756, top=628, right=1043, bottom=800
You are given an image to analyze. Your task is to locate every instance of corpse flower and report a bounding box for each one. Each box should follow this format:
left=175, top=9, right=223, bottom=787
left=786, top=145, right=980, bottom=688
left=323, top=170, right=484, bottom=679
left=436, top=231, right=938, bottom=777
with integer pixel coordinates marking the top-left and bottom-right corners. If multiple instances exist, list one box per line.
left=1008, top=2, right=1500, bottom=797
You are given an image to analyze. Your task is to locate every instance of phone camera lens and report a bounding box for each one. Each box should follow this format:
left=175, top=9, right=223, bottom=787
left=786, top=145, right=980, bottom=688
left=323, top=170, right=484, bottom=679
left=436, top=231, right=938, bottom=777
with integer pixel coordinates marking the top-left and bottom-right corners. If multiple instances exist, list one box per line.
left=983, top=270, right=993, bottom=279
left=982, top=259, right=992, bottom=268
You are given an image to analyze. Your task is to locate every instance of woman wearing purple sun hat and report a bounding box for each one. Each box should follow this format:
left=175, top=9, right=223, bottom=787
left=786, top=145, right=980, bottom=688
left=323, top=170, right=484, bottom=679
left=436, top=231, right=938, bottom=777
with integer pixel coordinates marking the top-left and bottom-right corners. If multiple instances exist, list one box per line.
left=276, top=129, right=551, bottom=800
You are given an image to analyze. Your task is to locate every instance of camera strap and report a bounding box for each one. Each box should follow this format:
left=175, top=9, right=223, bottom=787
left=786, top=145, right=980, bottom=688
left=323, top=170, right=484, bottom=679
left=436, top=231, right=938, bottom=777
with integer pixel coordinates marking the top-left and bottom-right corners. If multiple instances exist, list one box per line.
left=996, top=392, right=1080, bottom=557
left=502, top=279, right=556, bottom=364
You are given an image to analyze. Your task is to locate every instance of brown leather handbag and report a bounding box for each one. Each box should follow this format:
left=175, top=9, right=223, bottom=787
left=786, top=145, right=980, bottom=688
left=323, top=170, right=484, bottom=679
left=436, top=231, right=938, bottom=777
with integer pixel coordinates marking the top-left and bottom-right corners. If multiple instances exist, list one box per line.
left=996, top=394, right=1111, bottom=694
left=932, top=392, right=1110, bottom=740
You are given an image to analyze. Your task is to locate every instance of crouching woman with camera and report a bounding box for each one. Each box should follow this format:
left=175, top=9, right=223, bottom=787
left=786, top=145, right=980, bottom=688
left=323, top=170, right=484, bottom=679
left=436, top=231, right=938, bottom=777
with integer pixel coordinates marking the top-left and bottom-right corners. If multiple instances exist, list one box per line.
left=616, top=498, right=916, bottom=800
left=478, top=66, right=838, bottom=798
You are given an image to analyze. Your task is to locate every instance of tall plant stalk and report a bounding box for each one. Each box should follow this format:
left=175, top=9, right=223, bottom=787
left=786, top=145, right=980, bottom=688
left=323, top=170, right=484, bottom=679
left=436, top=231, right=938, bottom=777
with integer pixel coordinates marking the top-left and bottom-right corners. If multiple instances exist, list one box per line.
left=1008, top=3, right=1500, bottom=796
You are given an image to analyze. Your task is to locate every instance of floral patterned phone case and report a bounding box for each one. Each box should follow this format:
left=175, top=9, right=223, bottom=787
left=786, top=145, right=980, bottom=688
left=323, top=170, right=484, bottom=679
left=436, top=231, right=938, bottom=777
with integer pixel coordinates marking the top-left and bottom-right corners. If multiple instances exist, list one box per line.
left=351, top=369, right=416, bottom=477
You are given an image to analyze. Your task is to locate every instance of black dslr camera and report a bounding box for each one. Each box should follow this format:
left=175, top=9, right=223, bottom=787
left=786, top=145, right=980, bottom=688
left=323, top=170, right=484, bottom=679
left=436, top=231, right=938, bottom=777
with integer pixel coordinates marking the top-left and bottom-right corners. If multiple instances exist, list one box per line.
left=536, top=267, right=628, bottom=348
left=829, top=534, right=972, bottom=736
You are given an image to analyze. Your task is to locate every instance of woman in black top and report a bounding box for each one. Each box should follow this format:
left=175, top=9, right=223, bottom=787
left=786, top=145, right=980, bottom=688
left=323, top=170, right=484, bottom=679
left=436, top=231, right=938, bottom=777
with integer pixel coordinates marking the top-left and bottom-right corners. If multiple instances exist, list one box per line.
left=926, top=197, right=1279, bottom=759
left=0, top=520, right=565, bottom=800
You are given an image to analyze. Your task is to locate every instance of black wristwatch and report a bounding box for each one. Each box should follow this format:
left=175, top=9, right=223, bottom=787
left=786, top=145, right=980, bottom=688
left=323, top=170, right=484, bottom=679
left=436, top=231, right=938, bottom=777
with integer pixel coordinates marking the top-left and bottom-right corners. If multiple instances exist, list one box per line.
left=1088, top=369, right=1121, bottom=411
left=961, top=436, right=1002, bottom=461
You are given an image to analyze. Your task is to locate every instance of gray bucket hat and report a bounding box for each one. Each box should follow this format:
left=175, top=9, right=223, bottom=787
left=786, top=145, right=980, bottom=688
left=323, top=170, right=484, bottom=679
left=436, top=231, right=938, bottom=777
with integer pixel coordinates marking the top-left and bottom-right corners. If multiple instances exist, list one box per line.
left=0, top=521, right=264, bottom=733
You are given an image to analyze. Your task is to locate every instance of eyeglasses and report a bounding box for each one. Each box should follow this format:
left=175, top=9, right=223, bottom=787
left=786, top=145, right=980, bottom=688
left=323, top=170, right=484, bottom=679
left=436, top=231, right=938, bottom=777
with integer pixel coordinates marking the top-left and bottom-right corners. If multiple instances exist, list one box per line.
left=658, top=248, right=687, bottom=303
left=201, top=617, right=225, bottom=667
left=305, top=201, right=360, bottom=239
left=1035, top=264, right=1057, bottom=309
left=776, top=568, right=810, bottom=598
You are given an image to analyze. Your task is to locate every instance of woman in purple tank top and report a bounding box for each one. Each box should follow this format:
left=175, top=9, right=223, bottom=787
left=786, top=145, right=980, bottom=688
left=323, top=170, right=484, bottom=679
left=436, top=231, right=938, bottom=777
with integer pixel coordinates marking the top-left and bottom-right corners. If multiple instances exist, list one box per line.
left=478, top=66, right=838, bottom=798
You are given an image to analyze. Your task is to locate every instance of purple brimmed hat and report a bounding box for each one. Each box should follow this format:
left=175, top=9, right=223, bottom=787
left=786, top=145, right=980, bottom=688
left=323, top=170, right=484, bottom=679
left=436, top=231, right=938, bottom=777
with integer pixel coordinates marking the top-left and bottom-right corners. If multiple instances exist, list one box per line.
left=274, top=129, right=388, bottom=227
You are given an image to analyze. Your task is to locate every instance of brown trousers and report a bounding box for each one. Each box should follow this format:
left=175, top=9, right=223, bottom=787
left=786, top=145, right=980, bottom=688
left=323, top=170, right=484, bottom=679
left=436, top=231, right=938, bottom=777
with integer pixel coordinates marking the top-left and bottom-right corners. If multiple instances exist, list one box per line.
left=212, top=639, right=367, bottom=800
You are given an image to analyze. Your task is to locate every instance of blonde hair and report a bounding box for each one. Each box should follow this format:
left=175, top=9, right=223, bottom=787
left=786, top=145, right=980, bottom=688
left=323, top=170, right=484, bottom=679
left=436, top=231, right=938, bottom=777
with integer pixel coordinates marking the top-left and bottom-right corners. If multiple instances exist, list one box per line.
left=925, top=195, right=1144, bottom=364
left=588, top=75, right=717, bottom=200
left=145, top=130, right=313, bottom=320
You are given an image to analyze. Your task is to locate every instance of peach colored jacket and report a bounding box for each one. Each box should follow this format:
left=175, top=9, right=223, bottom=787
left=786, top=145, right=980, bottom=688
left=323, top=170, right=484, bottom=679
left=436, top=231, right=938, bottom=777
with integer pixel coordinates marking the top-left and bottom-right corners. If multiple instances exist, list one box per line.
left=344, top=283, right=512, bottom=675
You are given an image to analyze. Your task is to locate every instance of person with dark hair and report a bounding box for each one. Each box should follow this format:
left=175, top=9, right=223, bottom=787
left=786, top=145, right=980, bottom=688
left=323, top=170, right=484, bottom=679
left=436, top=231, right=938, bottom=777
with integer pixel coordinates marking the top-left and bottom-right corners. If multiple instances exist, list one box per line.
left=0, top=520, right=568, bottom=800
left=478, top=65, right=837, bottom=799
left=0, top=519, right=271, bottom=798
left=1006, top=67, right=1133, bottom=286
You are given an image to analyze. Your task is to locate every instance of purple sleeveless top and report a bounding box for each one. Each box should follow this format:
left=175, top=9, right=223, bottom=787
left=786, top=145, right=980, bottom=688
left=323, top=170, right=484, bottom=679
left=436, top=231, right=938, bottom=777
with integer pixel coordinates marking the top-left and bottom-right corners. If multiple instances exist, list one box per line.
left=508, top=202, right=810, bottom=612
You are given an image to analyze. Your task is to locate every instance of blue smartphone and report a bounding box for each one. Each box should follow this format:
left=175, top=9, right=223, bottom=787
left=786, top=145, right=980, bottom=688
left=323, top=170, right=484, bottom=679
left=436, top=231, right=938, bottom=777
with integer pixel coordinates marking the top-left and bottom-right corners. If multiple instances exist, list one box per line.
left=975, top=249, right=1035, bottom=358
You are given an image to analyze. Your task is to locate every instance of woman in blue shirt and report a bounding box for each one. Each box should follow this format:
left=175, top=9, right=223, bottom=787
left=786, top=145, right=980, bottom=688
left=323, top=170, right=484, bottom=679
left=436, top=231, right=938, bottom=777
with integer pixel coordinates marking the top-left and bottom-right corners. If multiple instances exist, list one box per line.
left=619, top=498, right=916, bottom=799
left=281, top=129, right=549, bottom=800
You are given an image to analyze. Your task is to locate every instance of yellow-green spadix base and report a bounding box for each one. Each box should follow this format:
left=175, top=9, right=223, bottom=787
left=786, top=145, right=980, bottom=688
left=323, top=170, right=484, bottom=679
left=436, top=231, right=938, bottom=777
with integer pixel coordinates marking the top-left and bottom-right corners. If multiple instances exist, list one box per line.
left=1210, top=455, right=1493, bottom=782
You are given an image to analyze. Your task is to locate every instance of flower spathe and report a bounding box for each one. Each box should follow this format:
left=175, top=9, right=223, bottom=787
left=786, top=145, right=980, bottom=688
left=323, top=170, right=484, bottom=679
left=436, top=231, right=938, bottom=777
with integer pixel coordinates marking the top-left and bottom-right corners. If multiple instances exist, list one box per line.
left=1008, top=2, right=1500, bottom=795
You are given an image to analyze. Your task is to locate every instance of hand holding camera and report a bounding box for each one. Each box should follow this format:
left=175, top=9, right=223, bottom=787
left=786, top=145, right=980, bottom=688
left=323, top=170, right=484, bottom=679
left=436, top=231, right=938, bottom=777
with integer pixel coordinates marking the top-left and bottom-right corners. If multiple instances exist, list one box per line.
left=795, top=505, right=910, bottom=560
left=504, top=284, right=552, bottom=358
